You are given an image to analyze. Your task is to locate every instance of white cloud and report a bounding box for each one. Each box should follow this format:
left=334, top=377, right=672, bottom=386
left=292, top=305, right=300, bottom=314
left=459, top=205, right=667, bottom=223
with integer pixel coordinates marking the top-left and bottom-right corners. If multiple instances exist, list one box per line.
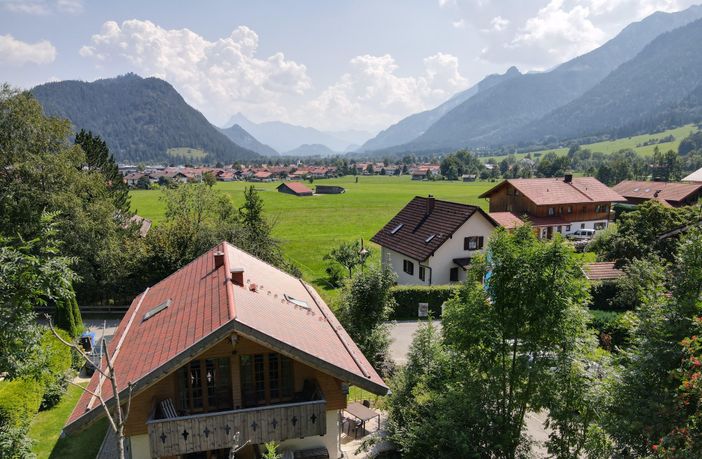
left=1, top=0, right=83, bottom=14
left=490, top=16, right=510, bottom=31
left=0, top=34, right=56, bottom=65
left=438, top=0, right=457, bottom=8
left=80, top=20, right=311, bottom=124
left=452, top=18, right=466, bottom=28
left=56, top=0, right=83, bottom=14
left=300, top=52, right=469, bottom=130
left=2, top=1, right=50, bottom=14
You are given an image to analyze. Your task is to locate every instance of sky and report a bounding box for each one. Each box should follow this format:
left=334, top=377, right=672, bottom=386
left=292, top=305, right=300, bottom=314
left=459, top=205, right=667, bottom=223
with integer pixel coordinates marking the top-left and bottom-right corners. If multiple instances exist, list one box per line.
left=1, top=0, right=700, bottom=134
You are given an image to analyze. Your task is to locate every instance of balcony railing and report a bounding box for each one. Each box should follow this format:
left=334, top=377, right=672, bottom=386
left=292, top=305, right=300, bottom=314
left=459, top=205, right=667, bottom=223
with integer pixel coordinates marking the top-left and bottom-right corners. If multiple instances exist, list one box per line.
left=146, top=399, right=327, bottom=457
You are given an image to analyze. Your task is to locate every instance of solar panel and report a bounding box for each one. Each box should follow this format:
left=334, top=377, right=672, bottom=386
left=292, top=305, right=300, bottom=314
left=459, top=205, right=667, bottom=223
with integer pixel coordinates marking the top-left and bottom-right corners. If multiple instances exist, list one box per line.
left=143, top=299, right=172, bottom=321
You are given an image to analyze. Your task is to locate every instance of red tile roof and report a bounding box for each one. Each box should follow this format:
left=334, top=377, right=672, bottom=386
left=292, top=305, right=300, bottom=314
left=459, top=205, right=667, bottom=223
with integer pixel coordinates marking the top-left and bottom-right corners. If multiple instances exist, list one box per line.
left=489, top=212, right=524, bottom=229
left=480, top=177, right=625, bottom=206
left=65, top=243, right=387, bottom=432
left=371, top=196, right=497, bottom=261
left=612, top=180, right=702, bottom=203
left=278, top=182, right=313, bottom=195
left=582, top=262, right=624, bottom=281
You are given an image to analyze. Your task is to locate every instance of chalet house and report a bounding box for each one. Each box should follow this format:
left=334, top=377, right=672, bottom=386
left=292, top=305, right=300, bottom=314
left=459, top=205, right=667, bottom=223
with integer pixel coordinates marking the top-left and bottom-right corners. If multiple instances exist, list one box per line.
left=124, top=172, right=146, bottom=187
left=612, top=180, right=702, bottom=207
left=277, top=182, right=314, bottom=197
left=251, top=171, right=274, bottom=182
left=371, top=196, right=498, bottom=285
left=64, top=243, right=387, bottom=459
left=684, top=166, right=702, bottom=182
left=480, top=175, right=624, bottom=239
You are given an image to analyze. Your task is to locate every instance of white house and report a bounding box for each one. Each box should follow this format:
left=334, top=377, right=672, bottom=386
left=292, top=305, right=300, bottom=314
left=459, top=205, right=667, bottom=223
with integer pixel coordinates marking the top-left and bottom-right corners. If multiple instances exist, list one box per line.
left=371, top=196, right=499, bottom=285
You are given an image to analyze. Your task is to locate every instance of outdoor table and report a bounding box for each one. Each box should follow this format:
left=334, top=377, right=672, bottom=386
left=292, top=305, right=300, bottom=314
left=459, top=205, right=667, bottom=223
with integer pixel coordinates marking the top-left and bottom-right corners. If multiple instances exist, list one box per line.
left=344, top=402, right=380, bottom=437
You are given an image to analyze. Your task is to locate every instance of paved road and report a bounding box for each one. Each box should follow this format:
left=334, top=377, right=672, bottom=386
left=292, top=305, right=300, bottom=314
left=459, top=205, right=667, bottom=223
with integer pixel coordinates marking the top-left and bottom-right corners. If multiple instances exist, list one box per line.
left=388, top=320, right=441, bottom=364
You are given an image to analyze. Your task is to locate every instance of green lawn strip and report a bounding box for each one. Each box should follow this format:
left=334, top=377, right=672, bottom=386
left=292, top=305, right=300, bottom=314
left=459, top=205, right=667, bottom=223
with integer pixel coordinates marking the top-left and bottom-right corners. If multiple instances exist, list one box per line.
left=29, top=383, right=107, bottom=459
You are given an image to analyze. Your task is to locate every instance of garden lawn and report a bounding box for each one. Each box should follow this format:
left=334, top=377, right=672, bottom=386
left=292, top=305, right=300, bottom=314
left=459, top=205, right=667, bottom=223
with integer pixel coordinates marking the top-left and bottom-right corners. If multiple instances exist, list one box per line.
left=131, top=176, right=494, bottom=298
left=28, top=383, right=108, bottom=459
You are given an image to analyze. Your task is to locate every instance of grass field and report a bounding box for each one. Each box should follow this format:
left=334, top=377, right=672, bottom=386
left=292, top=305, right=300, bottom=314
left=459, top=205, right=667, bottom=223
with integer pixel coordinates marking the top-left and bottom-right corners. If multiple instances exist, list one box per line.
left=131, top=176, right=494, bottom=297
left=487, top=124, right=698, bottom=162
left=28, top=383, right=107, bottom=459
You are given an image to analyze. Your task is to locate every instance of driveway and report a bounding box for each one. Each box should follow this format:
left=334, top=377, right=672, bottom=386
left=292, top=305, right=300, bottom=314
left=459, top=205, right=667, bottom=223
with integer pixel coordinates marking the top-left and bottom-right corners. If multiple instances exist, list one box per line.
left=388, top=320, right=441, bottom=364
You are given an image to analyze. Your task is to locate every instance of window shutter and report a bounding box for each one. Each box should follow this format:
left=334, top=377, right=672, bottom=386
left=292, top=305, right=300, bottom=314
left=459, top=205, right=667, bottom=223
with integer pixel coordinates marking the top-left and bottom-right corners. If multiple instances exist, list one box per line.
left=478, top=236, right=484, bottom=249
left=463, top=237, right=469, bottom=250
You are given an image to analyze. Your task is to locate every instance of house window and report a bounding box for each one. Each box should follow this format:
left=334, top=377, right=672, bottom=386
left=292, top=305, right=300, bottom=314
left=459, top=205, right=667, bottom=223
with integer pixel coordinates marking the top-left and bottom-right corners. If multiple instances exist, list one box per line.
left=403, top=260, right=414, bottom=275
left=464, top=236, right=484, bottom=251
left=450, top=267, right=459, bottom=282
left=594, top=222, right=606, bottom=230
left=419, top=266, right=426, bottom=282
left=241, top=353, right=294, bottom=408
left=581, top=223, right=586, bottom=229
left=178, top=358, right=232, bottom=413
left=567, top=206, right=572, bottom=214
left=565, top=225, right=571, bottom=232
left=548, top=207, right=555, bottom=216
left=557, top=226, right=562, bottom=233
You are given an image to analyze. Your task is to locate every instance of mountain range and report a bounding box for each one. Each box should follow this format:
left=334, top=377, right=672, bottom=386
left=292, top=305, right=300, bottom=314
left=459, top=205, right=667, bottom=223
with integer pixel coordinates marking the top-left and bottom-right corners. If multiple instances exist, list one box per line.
left=218, top=124, right=279, bottom=156
left=362, top=4, right=702, bottom=155
left=32, top=74, right=261, bottom=164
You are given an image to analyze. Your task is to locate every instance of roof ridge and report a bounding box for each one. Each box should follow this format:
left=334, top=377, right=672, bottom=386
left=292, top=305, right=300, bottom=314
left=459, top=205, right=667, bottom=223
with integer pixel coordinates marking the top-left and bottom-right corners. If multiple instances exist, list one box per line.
left=222, top=242, right=236, bottom=320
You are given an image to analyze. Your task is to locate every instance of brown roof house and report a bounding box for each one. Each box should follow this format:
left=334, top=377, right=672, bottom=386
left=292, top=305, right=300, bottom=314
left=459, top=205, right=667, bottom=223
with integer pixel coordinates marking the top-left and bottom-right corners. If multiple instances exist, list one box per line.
left=277, top=182, right=314, bottom=196
left=63, top=243, right=387, bottom=459
left=371, top=196, right=498, bottom=285
left=480, top=175, right=625, bottom=239
left=612, top=180, right=702, bottom=207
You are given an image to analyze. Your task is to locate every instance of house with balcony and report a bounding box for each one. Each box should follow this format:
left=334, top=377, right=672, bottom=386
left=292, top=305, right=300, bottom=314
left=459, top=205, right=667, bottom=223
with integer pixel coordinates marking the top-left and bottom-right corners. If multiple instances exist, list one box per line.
left=63, top=243, right=388, bottom=459
left=479, top=175, right=624, bottom=239
left=612, top=180, right=702, bottom=207
left=371, top=196, right=499, bottom=285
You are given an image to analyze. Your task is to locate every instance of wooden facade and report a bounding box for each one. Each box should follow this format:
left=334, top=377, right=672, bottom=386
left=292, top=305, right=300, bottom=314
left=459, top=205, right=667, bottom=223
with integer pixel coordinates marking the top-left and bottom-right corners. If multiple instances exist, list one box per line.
left=486, top=183, right=610, bottom=223
left=124, top=335, right=346, bottom=456
left=147, top=400, right=326, bottom=458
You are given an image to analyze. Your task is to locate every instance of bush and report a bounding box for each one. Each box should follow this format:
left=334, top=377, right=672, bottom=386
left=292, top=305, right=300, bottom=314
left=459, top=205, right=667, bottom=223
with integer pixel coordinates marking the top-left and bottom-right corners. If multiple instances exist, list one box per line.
left=389, top=285, right=460, bottom=320
left=589, top=281, right=621, bottom=311
left=36, top=330, right=74, bottom=410
left=589, top=309, right=630, bottom=350
left=0, top=424, right=34, bottom=459
left=0, top=379, right=43, bottom=430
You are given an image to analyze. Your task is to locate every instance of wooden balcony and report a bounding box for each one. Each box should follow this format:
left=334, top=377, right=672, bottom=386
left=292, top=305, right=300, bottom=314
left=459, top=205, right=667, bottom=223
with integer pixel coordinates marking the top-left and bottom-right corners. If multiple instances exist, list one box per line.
left=146, top=400, right=327, bottom=457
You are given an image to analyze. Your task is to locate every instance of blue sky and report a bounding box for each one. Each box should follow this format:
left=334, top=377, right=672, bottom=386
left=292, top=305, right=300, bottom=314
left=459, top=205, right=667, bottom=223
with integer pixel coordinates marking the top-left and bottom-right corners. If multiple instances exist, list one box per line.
left=1, top=0, right=699, bottom=132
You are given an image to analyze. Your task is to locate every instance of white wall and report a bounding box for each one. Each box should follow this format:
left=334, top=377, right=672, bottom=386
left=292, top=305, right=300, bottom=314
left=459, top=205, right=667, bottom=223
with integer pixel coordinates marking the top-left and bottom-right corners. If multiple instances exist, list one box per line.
left=127, top=434, right=150, bottom=459
left=381, top=212, right=496, bottom=286
left=536, top=219, right=609, bottom=239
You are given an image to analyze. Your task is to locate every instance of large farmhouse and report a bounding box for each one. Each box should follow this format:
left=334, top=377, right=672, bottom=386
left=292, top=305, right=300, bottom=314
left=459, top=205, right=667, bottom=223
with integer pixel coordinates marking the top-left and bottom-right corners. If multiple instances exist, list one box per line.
left=480, top=175, right=624, bottom=239
left=371, top=196, right=498, bottom=285
left=612, top=180, right=702, bottom=207
left=64, top=243, right=387, bottom=459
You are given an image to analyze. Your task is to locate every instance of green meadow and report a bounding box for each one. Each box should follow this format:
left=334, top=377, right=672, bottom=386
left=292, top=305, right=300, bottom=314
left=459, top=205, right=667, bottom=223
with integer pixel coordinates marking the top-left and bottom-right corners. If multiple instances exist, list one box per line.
left=130, top=176, right=494, bottom=297
left=487, top=124, right=698, bottom=162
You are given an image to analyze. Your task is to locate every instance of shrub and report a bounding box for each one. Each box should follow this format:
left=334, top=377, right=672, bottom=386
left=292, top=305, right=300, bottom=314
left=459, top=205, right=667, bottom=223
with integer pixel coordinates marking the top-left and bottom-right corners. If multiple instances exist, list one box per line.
left=0, top=379, right=43, bottom=430
left=0, top=424, right=34, bottom=459
left=389, top=285, right=460, bottom=320
left=589, top=281, right=621, bottom=311
left=36, top=329, right=74, bottom=410
left=589, top=309, right=630, bottom=350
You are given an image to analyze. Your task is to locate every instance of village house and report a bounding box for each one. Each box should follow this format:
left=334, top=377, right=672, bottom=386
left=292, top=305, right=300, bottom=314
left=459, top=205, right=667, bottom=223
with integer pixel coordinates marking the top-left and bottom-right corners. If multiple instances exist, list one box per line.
left=612, top=180, right=702, bottom=207
left=371, top=196, right=499, bottom=285
left=480, top=175, right=624, bottom=239
left=277, top=182, right=314, bottom=197
left=63, top=243, right=387, bottom=459
left=683, top=166, right=702, bottom=182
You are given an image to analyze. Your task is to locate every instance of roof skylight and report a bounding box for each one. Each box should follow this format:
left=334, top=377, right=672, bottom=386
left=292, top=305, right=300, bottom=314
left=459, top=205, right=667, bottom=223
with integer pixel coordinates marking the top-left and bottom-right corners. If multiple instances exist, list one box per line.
left=390, top=223, right=404, bottom=234
left=284, top=294, right=310, bottom=310
left=425, top=234, right=436, bottom=243
left=143, top=299, right=171, bottom=321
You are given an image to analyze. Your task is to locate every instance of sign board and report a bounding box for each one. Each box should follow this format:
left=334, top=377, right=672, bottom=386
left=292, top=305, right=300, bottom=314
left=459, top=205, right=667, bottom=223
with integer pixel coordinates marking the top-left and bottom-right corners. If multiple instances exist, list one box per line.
left=418, top=302, right=429, bottom=318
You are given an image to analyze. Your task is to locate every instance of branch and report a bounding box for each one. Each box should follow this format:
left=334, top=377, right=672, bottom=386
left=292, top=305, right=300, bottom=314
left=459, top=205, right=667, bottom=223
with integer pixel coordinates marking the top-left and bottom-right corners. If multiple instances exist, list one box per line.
left=44, top=314, right=111, bottom=380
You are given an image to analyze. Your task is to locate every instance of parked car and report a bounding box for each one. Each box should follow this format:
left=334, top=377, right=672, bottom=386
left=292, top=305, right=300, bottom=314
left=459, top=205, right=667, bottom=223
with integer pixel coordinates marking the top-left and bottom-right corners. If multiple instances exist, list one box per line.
left=568, top=229, right=596, bottom=241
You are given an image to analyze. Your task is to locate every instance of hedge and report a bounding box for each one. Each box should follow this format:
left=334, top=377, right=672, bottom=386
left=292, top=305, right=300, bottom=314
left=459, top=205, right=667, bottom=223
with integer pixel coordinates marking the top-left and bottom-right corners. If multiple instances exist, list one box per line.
left=36, top=329, right=74, bottom=410
left=0, top=378, right=43, bottom=430
left=390, top=285, right=460, bottom=320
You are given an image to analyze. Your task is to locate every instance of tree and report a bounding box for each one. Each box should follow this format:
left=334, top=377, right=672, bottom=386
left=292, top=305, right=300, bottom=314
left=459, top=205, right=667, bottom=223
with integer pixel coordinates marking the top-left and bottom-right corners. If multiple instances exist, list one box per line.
left=0, top=214, right=78, bottom=376
left=74, top=129, right=130, bottom=214
left=605, top=228, right=702, bottom=455
left=337, top=266, right=396, bottom=373
left=323, top=240, right=371, bottom=278
left=202, top=170, right=217, bottom=187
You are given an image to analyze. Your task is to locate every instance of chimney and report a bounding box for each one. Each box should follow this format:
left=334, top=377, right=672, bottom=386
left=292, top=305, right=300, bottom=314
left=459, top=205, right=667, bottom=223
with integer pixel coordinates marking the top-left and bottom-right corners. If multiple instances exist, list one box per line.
left=230, top=267, right=244, bottom=286
left=426, top=195, right=435, bottom=215
left=214, top=251, right=225, bottom=270
left=564, top=174, right=573, bottom=184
